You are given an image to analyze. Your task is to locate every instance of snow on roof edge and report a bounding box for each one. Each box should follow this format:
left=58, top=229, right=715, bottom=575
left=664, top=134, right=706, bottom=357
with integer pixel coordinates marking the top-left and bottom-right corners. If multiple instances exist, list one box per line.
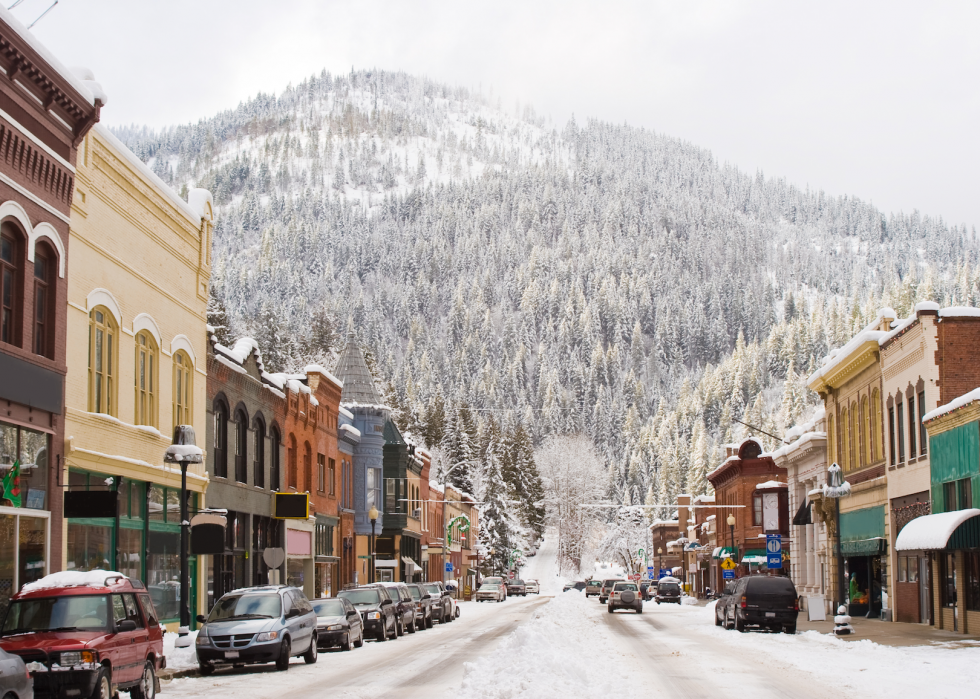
left=923, top=387, right=980, bottom=423
left=895, top=508, right=980, bottom=551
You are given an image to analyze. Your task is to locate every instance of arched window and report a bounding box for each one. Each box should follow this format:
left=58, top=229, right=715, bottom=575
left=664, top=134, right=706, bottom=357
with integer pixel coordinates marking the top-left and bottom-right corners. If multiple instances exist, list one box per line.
left=33, top=242, right=55, bottom=358
left=253, top=415, right=266, bottom=489
left=827, top=411, right=836, bottom=465
left=859, top=396, right=868, bottom=468
left=872, top=389, right=882, bottom=462
left=841, top=407, right=850, bottom=472
left=213, top=400, right=228, bottom=478
left=849, top=402, right=857, bottom=471
left=172, top=351, right=193, bottom=430
left=134, top=331, right=158, bottom=427
left=287, top=433, right=298, bottom=489
left=1, top=222, right=23, bottom=347
left=270, top=426, right=281, bottom=491
left=303, top=442, right=312, bottom=492
left=88, top=307, right=117, bottom=415
left=234, top=408, right=248, bottom=483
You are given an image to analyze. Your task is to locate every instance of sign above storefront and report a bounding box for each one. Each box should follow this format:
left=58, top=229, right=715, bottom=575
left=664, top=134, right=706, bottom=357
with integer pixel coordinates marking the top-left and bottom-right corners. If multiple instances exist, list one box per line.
left=64, top=490, right=117, bottom=519
left=274, top=492, right=309, bottom=519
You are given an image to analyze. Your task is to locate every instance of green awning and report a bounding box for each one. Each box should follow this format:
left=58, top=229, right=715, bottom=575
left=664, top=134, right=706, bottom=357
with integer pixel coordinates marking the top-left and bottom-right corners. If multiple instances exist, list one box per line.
left=712, top=546, right=737, bottom=559
left=841, top=538, right=887, bottom=556
left=743, top=549, right=766, bottom=558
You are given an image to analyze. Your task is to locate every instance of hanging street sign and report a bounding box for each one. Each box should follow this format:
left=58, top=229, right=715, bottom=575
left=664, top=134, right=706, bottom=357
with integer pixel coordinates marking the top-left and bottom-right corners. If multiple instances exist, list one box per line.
left=767, top=534, right=782, bottom=569
left=723, top=570, right=735, bottom=580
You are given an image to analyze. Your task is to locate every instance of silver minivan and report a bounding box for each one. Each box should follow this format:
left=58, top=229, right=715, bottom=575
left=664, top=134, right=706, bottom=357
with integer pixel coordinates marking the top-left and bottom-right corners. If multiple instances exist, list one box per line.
left=195, top=585, right=319, bottom=674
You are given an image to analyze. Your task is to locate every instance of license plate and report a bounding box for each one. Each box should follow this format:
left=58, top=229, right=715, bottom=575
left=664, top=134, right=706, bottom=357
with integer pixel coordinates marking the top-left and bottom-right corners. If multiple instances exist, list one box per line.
left=224, top=651, right=240, bottom=659
left=765, top=612, right=776, bottom=617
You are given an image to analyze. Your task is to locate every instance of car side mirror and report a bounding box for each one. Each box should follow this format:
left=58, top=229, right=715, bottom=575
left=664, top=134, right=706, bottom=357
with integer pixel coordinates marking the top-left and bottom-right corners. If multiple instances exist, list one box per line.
left=196, top=614, right=207, bottom=624
left=381, top=598, right=392, bottom=606
left=117, top=619, right=137, bottom=632
left=422, top=594, right=431, bottom=600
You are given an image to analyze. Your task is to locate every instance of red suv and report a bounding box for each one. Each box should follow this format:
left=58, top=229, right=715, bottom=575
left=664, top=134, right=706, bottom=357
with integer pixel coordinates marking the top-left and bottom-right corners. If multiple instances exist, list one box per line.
left=0, top=571, right=165, bottom=699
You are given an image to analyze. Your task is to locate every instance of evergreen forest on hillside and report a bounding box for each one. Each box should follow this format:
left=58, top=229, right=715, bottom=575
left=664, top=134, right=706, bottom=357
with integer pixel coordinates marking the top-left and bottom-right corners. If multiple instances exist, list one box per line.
left=114, top=69, right=980, bottom=539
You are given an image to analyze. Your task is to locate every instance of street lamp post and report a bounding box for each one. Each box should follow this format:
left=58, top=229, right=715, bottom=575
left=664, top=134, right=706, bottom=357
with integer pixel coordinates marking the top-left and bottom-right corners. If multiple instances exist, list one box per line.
left=369, top=506, right=379, bottom=584
left=163, top=426, right=202, bottom=640
left=726, top=512, right=737, bottom=583
left=658, top=547, right=663, bottom=578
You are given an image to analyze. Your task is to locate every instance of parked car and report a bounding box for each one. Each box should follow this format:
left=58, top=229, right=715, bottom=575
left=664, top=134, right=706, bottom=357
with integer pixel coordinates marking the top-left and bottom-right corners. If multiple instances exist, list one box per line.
left=585, top=579, right=602, bottom=597
left=0, top=571, right=165, bottom=699
left=476, top=580, right=507, bottom=602
left=404, top=583, right=436, bottom=629
left=338, top=586, right=398, bottom=641
left=196, top=585, right=318, bottom=674
left=607, top=582, right=643, bottom=614
left=311, top=597, right=363, bottom=651
left=378, top=583, right=418, bottom=635
left=724, top=575, right=799, bottom=633
left=506, top=579, right=527, bottom=597
left=599, top=578, right=625, bottom=603
left=655, top=577, right=682, bottom=604
left=563, top=581, right=587, bottom=592
left=0, top=646, right=33, bottom=699
left=713, top=581, right=738, bottom=627
left=421, top=582, right=455, bottom=623
left=525, top=580, right=540, bottom=594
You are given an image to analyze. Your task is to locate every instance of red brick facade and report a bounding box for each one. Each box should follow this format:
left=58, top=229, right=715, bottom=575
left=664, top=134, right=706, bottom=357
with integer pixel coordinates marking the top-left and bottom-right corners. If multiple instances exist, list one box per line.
left=936, top=316, right=980, bottom=407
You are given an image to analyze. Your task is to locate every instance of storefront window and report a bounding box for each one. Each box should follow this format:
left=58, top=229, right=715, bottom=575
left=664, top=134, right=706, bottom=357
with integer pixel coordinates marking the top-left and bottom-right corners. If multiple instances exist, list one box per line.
left=148, top=529, right=180, bottom=620
left=118, top=527, right=142, bottom=580
left=0, top=514, right=14, bottom=615
left=966, top=552, right=980, bottom=612
left=287, top=559, right=305, bottom=588
left=67, top=522, right=112, bottom=571
left=942, top=553, right=956, bottom=608
left=19, top=516, right=45, bottom=588
left=0, top=422, right=49, bottom=510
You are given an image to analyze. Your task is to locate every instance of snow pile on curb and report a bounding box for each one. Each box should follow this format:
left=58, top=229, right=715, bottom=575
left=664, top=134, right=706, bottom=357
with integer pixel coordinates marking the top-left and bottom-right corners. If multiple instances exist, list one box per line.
left=163, top=631, right=200, bottom=671
left=458, top=590, right=639, bottom=699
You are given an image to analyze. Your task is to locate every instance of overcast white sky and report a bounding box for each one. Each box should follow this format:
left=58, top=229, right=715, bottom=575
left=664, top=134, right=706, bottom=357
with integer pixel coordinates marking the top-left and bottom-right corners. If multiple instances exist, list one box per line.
left=14, top=0, right=980, bottom=227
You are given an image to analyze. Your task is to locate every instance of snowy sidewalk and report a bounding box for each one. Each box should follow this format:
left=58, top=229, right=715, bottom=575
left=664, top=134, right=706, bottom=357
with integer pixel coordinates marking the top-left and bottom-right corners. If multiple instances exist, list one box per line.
left=798, top=614, right=980, bottom=648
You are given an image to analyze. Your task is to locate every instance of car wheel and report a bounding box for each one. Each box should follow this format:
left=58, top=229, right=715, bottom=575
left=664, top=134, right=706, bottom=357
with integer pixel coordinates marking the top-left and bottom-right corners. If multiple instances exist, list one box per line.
left=355, top=629, right=365, bottom=647
left=276, top=639, right=291, bottom=671
left=735, top=614, right=746, bottom=633
left=198, top=662, right=215, bottom=676
left=455, top=607, right=461, bottom=619
left=783, top=625, right=797, bottom=635
left=607, top=605, right=614, bottom=614
left=636, top=604, right=643, bottom=614
left=389, top=618, right=398, bottom=640
left=304, top=634, right=318, bottom=664
left=130, top=661, right=157, bottom=699
left=426, top=613, right=433, bottom=629
left=342, top=632, right=352, bottom=651
left=408, top=618, right=417, bottom=633
left=90, top=668, right=112, bottom=699
left=715, top=609, right=722, bottom=626
left=396, top=619, right=404, bottom=637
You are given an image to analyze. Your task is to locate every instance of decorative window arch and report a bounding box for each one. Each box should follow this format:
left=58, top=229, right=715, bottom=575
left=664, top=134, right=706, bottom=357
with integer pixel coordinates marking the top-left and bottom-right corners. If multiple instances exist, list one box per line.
left=132, top=313, right=163, bottom=350
left=134, top=330, right=158, bottom=427
left=849, top=402, right=858, bottom=471
left=253, top=413, right=266, bottom=489
left=0, top=200, right=65, bottom=278
left=170, top=334, right=197, bottom=367
left=872, top=388, right=882, bottom=462
left=213, top=398, right=229, bottom=478
left=85, top=288, right=122, bottom=327
left=173, top=350, right=193, bottom=430
left=88, top=306, right=117, bottom=415
left=860, top=395, right=869, bottom=467
left=1, top=221, right=24, bottom=347
left=234, top=407, right=249, bottom=483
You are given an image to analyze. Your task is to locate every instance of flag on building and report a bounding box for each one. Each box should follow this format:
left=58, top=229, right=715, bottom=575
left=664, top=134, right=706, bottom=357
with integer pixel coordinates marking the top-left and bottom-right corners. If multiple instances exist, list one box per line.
left=1, top=459, right=22, bottom=508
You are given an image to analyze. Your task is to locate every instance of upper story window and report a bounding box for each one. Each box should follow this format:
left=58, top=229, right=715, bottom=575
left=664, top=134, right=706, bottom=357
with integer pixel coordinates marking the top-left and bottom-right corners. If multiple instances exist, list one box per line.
left=317, top=453, right=325, bottom=493
left=328, top=458, right=336, bottom=496
left=752, top=493, right=763, bottom=527
left=918, top=391, right=927, bottom=456
left=1, top=224, right=23, bottom=347
left=173, top=351, right=193, bottom=431
left=287, top=433, right=298, bottom=489
left=270, top=427, right=281, bottom=491
left=253, top=415, right=266, bottom=489
left=213, top=400, right=228, bottom=478
left=134, top=331, right=157, bottom=427
left=303, top=442, right=312, bottom=492
left=88, top=307, right=117, bottom=415
left=33, top=244, right=55, bottom=358
left=234, top=409, right=248, bottom=483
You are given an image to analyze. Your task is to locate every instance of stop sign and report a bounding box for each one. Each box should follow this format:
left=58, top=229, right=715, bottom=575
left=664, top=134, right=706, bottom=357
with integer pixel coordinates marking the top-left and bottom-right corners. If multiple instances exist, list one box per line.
left=509, top=571, right=515, bottom=579
left=630, top=573, right=640, bottom=581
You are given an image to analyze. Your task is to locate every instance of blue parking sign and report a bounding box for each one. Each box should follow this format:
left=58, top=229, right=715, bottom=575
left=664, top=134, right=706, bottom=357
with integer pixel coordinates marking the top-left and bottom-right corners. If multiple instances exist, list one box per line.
left=445, top=562, right=453, bottom=572
left=766, top=534, right=782, bottom=569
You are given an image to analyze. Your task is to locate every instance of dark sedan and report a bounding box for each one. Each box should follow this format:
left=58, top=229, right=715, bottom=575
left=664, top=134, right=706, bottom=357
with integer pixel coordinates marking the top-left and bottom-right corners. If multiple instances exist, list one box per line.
left=312, top=598, right=364, bottom=651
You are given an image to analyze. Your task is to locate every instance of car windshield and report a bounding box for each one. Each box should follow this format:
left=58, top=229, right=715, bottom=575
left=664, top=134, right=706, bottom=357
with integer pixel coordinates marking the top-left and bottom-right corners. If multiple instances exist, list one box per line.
left=339, top=590, right=381, bottom=605
left=406, top=586, right=423, bottom=600
left=208, top=594, right=281, bottom=621
left=483, top=578, right=502, bottom=585
left=311, top=599, right=346, bottom=617
left=423, top=584, right=442, bottom=595
left=511, top=580, right=524, bottom=585
left=1, top=595, right=109, bottom=635
left=478, top=584, right=498, bottom=590
left=660, top=583, right=680, bottom=592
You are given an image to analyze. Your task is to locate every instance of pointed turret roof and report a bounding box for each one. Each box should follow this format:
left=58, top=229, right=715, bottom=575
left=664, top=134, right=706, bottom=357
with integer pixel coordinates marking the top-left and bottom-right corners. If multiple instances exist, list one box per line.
left=333, top=332, right=382, bottom=404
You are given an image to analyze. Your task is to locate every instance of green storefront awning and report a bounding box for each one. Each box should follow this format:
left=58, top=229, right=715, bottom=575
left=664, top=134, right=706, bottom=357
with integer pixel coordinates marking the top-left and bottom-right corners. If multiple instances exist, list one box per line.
left=712, top=546, right=737, bottom=559
left=841, top=538, right=887, bottom=556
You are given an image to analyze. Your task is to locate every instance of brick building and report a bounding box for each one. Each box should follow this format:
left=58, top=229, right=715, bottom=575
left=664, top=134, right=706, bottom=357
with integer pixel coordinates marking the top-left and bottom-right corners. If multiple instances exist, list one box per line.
left=0, top=10, right=100, bottom=612
left=205, top=337, right=286, bottom=608
left=707, top=438, right=789, bottom=590
left=649, top=518, right=681, bottom=578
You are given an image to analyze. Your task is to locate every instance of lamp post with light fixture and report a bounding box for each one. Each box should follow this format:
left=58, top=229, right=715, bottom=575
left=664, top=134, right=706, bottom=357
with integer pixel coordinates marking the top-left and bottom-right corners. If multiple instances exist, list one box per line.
left=369, top=506, right=379, bottom=584
left=164, top=425, right=202, bottom=639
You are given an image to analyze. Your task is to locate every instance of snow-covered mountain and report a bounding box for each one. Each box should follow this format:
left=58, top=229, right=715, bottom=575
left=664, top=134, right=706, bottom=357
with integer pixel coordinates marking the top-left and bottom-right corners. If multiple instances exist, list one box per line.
left=114, top=68, right=980, bottom=509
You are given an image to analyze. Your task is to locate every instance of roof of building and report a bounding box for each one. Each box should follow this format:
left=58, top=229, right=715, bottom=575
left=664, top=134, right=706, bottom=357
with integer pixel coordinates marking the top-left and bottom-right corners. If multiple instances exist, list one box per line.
left=333, top=332, right=382, bottom=404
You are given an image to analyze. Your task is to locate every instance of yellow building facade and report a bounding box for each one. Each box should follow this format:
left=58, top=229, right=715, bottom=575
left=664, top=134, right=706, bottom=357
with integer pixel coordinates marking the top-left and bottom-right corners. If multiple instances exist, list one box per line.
left=63, top=124, right=213, bottom=626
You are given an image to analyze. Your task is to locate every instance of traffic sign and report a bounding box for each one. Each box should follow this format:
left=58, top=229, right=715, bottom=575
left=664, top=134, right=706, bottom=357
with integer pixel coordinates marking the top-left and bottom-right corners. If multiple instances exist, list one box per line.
left=766, top=534, right=782, bottom=569
left=647, top=567, right=654, bottom=574
left=445, top=562, right=454, bottom=572
left=508, top=571, right=515, bottom=579
left=723, top=570, right=735, bottom=580
left=630, top=573, right=640, bottom=581
left=658, top=569, right=670, bottom=579
left=720, top=557, right=737, bottom=571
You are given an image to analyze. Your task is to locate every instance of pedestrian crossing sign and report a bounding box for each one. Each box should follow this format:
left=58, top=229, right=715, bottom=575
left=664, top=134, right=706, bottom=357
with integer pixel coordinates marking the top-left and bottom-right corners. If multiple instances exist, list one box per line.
left=720, top=557, right=736, bottom=570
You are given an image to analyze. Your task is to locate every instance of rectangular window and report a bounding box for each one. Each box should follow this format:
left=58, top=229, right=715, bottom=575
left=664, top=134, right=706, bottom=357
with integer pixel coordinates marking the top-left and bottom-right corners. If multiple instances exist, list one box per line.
left=967, top=552, right=980, bottom=612
left=752, top=494, right=763, bottom=527
left=918, top=392, right=927, bottom=456
left=944, top=481, right=957, bottom=512
left=898, top=556, right=908, bottom=582
left=942, top=553, right=956, bottom=608
left=366, top=468, right=377, bottom=511
left=317, top=454, right=325, bottom=493
left=888, top=407, right=896, bottom=466
left=896, top=402, right=905, bottom=463
left=908, top=556, right=919, bottom=583
left=960, top=478, right=973, bottom=510
left=386, top=478, right=397, bottom=513
left=33, top=251, right=51, bottom=357
left=1, top=230, right=19, bottom=346
left=908, top=397, right=916, bottom=458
